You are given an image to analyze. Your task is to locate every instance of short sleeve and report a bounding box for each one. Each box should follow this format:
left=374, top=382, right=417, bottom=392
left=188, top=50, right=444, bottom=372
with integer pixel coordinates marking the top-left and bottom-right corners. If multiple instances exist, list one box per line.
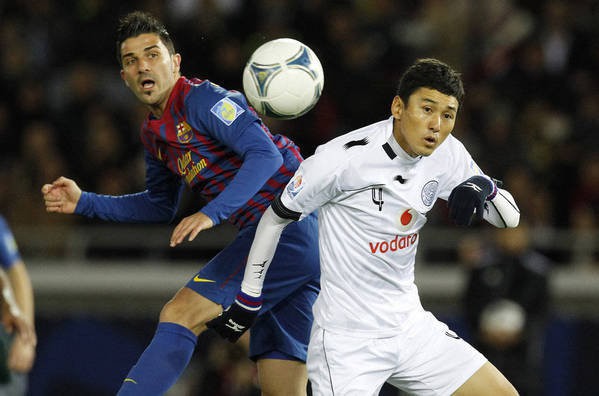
left=278, top=149, right=344, bottom=219
left=436, top=136, right=487, bottom=201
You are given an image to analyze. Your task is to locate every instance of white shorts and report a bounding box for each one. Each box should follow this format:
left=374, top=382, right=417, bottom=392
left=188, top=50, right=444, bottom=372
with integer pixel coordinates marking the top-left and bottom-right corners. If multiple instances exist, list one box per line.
left=307, top=310, right=487, bottom=396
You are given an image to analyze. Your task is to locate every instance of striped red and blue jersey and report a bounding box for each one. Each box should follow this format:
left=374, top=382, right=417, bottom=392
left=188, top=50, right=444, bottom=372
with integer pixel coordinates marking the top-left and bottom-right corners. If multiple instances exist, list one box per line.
left=76, top=77, right=303, bottom=229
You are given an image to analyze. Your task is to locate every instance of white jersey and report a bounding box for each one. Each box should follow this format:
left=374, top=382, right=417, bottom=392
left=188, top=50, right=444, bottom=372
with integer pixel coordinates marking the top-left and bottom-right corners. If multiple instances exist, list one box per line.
left=278, top=117, right=493, bottom=337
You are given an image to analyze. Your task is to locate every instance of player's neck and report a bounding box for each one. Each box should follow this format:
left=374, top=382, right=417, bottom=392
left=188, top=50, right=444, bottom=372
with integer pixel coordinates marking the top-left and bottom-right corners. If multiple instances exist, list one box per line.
left=147, top=88, right=175, bottom=118
left=148, top=76, right=181, bottom=118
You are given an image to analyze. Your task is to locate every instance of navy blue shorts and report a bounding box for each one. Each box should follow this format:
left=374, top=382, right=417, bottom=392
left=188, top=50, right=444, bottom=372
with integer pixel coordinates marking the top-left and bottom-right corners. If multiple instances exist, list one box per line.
left=186, top=213, right=320, bottom=362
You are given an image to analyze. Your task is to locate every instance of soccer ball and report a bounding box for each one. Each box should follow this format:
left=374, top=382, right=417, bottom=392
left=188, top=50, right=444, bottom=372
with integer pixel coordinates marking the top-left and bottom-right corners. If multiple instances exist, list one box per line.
left=243, top=38, right=324, bottom=119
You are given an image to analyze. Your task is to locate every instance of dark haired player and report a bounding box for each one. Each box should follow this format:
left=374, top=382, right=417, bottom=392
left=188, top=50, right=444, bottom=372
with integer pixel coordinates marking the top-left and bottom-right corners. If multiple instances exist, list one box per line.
left=211, top=58, right=522, bottom=395
left=42, top=11, right=319, bottom=396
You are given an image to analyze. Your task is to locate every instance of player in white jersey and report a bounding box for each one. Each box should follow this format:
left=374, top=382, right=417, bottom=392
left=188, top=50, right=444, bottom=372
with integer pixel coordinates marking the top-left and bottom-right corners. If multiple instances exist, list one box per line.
left=208, top=58, right=521, bottom=395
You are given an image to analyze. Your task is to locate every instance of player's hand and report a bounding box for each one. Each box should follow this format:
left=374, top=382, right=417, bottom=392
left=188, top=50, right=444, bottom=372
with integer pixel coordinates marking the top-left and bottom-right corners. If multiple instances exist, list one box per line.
left=41, top=176, right=82, bottom=214
left=448, top=176, right=495, bottom=226
left=1, top=305, right=35, bottom=344
left=170, top=212, right=214, bottom=247
left=206, top=291, right=262, bottom=343
left=1, top=301, right=36, bottom=373
left=8, top=330, right=36, bottom=373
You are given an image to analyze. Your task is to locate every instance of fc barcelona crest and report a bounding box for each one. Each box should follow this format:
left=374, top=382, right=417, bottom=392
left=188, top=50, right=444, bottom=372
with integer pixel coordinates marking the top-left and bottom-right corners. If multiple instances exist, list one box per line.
left=176, top=121, right=193, bottom=144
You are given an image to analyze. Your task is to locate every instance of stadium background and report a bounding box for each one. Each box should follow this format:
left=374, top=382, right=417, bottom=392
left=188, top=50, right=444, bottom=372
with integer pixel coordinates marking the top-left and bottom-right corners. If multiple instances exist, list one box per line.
left=0, top=0, right=598, bottom=395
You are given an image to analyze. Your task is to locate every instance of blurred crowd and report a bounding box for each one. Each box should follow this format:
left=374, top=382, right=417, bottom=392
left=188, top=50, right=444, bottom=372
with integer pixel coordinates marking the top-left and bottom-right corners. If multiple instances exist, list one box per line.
left=1, top=2, right=597, bottom=395
left=0, top=0, right=598, bottom=262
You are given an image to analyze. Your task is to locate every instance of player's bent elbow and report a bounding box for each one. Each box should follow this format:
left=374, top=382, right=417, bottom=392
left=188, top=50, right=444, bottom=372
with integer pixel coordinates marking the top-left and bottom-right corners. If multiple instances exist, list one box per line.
left=504, top=211, right=520, bottom=228
left=486, top=189, right=520, bottom=228
left=486, top=206, right=520, bottom=228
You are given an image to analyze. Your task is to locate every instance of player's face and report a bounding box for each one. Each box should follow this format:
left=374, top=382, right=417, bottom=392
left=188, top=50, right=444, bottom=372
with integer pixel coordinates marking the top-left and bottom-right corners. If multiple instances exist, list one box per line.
left=391, top=87, right=458, bottom=157
left=119, top=33, right=181, bottom=117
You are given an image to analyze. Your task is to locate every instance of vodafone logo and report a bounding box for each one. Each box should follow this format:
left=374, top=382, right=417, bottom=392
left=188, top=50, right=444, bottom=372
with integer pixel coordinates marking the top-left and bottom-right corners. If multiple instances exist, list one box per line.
left=369, top=233, right=418, bottom=254
left=400, top=209, right=413, bottom=226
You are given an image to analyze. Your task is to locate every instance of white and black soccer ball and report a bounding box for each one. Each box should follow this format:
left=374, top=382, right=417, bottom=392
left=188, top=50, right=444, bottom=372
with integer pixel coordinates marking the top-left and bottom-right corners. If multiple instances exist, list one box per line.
left=242, top=38, right=324, bottom=119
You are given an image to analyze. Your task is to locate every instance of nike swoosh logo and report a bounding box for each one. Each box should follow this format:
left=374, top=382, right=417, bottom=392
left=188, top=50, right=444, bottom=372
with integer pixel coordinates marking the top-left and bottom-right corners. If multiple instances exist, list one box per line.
left=193, top=275, right=216, bottom=283
left=124, top=378, right=138, bottom=384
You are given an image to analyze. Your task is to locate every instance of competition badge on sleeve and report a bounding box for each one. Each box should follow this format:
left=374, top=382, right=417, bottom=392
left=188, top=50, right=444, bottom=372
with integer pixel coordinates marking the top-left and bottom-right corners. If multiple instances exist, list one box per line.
left=285, top=172, right=304, bottom=199
left=210, top=98, right=245, bottom=126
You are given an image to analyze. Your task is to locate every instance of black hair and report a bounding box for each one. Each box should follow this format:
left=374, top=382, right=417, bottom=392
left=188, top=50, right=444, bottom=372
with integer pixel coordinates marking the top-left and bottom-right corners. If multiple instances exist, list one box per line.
left=115, top=11, right=175, bottom=67
left=396, top=58, right=465, bottom=106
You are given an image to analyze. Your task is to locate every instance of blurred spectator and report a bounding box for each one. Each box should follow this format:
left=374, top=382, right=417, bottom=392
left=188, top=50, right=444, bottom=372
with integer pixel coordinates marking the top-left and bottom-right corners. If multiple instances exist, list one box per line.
left=569, top=204, right=598, bottom=269
left=570, top=153, right=599, bottom=226
left=501, top=166, right=555, bottom=227
left=568, top=152, right=599, bottom=268
left=0, top=101, right=15, bottom=159
left=458, top=223, right=551, bottom=396
left=190, top=333, right=260, bottom=396
left=10, top=120, right=70, bottom=227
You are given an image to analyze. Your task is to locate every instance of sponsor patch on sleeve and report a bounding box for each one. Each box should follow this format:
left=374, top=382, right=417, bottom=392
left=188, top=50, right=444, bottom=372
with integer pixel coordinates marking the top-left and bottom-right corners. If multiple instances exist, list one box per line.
left=210, top=98, right=245, bottom=126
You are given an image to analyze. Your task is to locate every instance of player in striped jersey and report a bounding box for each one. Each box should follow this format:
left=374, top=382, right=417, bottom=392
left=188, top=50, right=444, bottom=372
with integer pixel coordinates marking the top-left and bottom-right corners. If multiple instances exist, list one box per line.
left=214, top=59, right=521, bottom=395
left=41, top=11, right=319, bottom=396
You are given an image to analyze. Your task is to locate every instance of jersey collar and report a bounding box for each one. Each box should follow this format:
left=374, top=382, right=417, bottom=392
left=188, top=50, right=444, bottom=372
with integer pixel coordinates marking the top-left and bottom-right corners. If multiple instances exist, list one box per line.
left=383, top=124, right=421, bottom=165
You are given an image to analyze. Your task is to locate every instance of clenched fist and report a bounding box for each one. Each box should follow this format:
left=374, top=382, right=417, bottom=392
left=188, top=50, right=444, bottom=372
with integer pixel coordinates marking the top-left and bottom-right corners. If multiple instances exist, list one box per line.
left=41, top=176, right=82, bottom=214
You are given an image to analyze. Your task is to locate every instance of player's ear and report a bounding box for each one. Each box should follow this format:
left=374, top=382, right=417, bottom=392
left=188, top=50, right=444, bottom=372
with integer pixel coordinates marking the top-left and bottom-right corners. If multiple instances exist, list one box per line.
left=391, top=95, right=404, bottom=120
left=172, top=53, right=181, bottom=74
left=120, top=70, right=130, bottom=87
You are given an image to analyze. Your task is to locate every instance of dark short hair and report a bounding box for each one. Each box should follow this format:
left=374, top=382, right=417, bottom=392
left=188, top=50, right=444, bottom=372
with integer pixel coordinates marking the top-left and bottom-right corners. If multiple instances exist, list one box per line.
left=396, top=58, right=465, bottom=106
left=115, top=11, right=175, bottom=67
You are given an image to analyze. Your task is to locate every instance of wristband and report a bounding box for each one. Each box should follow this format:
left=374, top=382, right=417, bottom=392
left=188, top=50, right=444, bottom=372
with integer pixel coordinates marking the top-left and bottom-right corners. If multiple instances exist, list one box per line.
left=483, top=175, right=497, bottom=201
left=235, top=290, right=262, bottom=311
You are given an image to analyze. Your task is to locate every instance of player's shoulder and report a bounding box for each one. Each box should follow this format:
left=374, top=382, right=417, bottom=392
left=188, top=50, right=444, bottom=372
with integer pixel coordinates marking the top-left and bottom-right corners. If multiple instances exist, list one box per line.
left=185, top=77, right=244, bottom=103
left=182, top=77, right=253, bottom=126
left=429, top=133, right=470, bottom=163
left=0, top=215, right=12, bottom=250
left=315, top=118, right=392, bottom=157
left=304, top=119, right=392, bottom=186
left=444, top=133, right=467, bottom=150
left=185, top=77, right=223, bottom=95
